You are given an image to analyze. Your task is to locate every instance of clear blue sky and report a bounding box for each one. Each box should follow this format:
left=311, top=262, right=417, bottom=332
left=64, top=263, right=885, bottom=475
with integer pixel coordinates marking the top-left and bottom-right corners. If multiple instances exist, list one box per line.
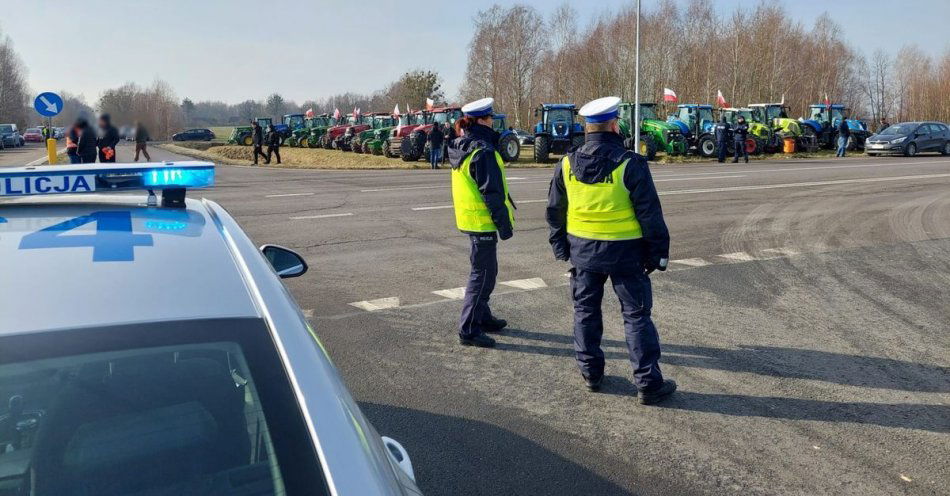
left=3, top=0, right=947, bottom=105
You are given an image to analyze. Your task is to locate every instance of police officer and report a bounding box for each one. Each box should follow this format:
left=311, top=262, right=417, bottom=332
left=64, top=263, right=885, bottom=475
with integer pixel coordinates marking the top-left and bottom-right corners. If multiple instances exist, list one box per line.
left=732, top=115, right=749, bottom=163
left=714, top=115, right=732, bottom=163
left=447, top=98, right=515, bottom=348
left=546, top=96, right=676, bottom=404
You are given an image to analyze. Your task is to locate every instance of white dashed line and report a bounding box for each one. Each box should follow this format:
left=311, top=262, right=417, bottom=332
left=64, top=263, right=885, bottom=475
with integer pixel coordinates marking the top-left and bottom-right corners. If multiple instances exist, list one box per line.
left=719, top=252, right=757, bottom=262
left=348, top=297, right=400, bottom=311
left=289, top=212, right=354, bottom=220
left=762, top=247, right=800, bottom=257
left=411, top=205, right=454, bottom=211
left=670, top=258, right=711, bottom=267
left=501, top=278, right=548, bottom=290
left=267, top=192, right=314, bottom=198
left=432, top=287, right=467, bottom=300
left=654, top=175, right=746, bottom=182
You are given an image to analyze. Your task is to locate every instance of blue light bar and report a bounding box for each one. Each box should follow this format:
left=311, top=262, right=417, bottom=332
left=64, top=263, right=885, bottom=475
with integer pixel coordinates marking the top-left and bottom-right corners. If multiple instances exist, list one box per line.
left=0, top=161, right=215, bottom=198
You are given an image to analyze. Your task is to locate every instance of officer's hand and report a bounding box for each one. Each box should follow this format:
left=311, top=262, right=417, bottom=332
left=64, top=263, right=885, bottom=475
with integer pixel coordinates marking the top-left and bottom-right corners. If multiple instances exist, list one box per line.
left=498, top=228, right=513, bottom=241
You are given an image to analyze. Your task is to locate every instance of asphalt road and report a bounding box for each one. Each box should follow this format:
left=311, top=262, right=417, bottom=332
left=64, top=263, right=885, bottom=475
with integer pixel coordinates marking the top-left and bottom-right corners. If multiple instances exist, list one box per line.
left=0, top=142, right=49, bottom=166
left=130, top=145, right=949, bottom=495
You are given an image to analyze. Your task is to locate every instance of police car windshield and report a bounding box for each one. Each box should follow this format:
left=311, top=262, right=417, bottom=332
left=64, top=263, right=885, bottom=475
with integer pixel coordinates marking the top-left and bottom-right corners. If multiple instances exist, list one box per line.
left=0, top=319, right=329, bottom=495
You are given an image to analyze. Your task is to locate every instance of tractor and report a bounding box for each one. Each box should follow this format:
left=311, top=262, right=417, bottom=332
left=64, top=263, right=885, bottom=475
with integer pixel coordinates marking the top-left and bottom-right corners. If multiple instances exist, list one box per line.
left=352, top=114, right=397, bottom=154
left=667, top=104, right=716, bottom=157
left=289, top=114, right=331, bottom=148
left=491, top=114, right=521, bottom=163
left=746, top=103, right=808, bottom=153
left=617, top=102, right=687, bottom=161
left=402, top=107, right=463, bottom=162
left=532, top=104, right=584, bottom=163
left=799, top=104, right=869, bottom=151
left=227, top=117, right=290, bottom=146
left=718, top=107, right=768, bottom=155
left=334, top=113, right=383, bottom=151
left=320, top=113, right=362, bottom=149
left=384, top=111, right=427, bottom=158
left=306, top=115, right=339, bottom=148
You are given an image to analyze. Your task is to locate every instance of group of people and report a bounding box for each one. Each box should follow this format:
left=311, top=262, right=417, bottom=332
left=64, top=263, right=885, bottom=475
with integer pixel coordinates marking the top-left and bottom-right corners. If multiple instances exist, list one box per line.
left=447, top=96, right=677, bottom=405
left=250, top=120, right=282, bottom=165
left=63, top=115, right=151, bottom=164
left=714, top=115, right=751, bottom=164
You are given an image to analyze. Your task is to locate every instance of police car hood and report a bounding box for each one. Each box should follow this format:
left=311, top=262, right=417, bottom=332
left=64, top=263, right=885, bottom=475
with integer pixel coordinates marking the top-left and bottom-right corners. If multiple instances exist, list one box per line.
left=569, top=132, right=631, bottom=184
left=447, top=124, right=498, bottom=170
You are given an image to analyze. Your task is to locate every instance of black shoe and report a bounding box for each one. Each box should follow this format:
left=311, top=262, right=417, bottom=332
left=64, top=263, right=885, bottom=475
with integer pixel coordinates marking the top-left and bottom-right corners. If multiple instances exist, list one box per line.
left=638, top=380, right=677, bottom=405
left=481, top=317, right=508, bottom=333
left=459, top=333, right=496, bottom=348
left=583, top=374, right=603, bottom=392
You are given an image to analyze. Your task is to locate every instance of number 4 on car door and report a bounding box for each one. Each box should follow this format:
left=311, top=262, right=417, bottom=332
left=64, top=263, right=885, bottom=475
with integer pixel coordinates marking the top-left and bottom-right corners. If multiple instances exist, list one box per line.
left=19, top=211, right=153, bottom=262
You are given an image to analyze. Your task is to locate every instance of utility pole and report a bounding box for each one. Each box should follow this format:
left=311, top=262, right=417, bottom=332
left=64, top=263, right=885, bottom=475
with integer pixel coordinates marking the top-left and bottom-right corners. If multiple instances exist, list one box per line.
left=634, top=0, right=641, bottom=154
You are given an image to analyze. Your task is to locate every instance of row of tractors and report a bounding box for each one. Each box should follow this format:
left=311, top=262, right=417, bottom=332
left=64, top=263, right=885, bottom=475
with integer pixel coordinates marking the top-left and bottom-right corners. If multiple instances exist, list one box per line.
left=226, top=101, right=869, bottom=163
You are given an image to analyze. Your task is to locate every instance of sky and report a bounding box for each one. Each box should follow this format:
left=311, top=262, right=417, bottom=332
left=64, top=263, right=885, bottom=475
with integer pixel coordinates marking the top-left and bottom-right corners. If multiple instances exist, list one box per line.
left=3, top=0, right=948, bottom=106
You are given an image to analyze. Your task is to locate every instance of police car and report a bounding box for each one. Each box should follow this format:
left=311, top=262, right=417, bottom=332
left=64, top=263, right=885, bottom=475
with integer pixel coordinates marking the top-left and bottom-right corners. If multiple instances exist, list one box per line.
left=0, top=162, right=422, bottom=495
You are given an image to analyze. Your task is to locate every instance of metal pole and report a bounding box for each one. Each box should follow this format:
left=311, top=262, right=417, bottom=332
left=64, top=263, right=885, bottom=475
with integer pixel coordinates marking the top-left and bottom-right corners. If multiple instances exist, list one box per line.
left=633, top=0, right=641, bottom=154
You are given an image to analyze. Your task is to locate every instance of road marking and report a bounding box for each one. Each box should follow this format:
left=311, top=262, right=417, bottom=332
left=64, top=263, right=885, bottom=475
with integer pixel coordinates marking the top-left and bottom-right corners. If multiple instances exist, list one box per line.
left=302, top=309, right=315, bottom=319
left=412, top=205, right=453, bottom=211
left=267, top=192, right=314, bottom=198
left=670, top=258, right=711, bottom=267
left=762, top=247, right=800, bottom=257
left=652, top=159, right=950, bottom=178
left=517, top=199, right=548, bottom=204
left=659, top=172, right=950, bottom=196
left=349, top=297, right=400, bottom=311
left=654, top=175, right=746, bottom=182
left=432, top=287, right=467, bottom=300
left=501, top=278, right=548, bottom=290
left=719, top=252, right=757, bottom=262
left=362, top=178, right=543, bottom=193
left=289, top=212, right=354, bottom=220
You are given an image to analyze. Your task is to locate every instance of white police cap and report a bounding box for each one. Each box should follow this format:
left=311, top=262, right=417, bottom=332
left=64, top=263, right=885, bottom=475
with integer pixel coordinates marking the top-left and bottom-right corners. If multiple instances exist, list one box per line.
left=579, top=96, right=621, bottom=123
left=461, top=97, right=494, bottom=118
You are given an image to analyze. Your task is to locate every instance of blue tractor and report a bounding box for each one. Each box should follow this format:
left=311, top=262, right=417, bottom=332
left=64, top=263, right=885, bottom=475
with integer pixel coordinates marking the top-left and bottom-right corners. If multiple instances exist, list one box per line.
left=799, top=104, right=869, bottom=151
left=667, top=104, right=717, bottom=157
left=492, top=113, right=521, bottom=162
left=533, top=103, right=584, bottom=163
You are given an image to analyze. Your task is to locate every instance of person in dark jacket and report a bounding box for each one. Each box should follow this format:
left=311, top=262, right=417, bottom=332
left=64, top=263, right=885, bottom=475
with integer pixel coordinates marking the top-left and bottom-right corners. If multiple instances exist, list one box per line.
left=714, top=116, right=732, bottom=163
left=732, top=115, right=749, bottom=163
left=65, top=122, right=81, bottom=164
left=133, top=121, right=151, bottom=162
left=443, top=124, right=456, bottom=165
left=97, top=114, right=120, bottom=163
left=546, top=96, right=676, bottom=404
left=836, top=117, right=851, bottom=157
left=878, top=118, right=890, bottom=133
left=427, top=124, right=444, bottom=169
left=251, top=121, right=267, bottom=165
left=447, top=98, right=515, bottom=349
left=75, top=118, right=98, bottom=164
left=265, top=124, right=281, bottom=164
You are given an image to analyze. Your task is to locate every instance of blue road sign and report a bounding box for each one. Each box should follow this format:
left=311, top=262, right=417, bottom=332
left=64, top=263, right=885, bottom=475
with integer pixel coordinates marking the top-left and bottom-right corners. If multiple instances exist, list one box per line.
left=34, top=92, right=63, bottom=117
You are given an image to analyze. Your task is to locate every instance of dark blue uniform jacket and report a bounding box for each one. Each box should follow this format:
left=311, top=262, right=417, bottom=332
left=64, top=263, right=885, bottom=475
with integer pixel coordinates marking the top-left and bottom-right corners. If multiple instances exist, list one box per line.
left=546, top=132, right=670, bottom=274
left=447, top=123, right=514, bottom=239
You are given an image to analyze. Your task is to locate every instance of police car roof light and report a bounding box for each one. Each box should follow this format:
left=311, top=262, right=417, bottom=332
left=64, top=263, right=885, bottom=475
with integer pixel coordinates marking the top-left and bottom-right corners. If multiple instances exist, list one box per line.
left=0, top=161, right=215, bottom=205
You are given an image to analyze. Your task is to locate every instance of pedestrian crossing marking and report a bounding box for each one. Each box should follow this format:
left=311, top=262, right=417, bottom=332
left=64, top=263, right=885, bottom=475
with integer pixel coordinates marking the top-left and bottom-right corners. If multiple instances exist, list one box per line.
left=501, top=278, right=548, bottom=290
left=349, top=297, right=400, bottom=311
left=718, top=252, right=757, bottom=262
left=670, top=258, right=711, bottom=267
left=432, top=287, right=467, bottom=300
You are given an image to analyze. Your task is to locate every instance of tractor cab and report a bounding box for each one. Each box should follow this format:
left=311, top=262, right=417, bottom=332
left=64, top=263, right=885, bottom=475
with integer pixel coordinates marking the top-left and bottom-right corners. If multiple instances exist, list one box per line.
left=399, top=107, right=461, bottom=162
left=720, top=107, right=754, bottom=125
left=532, top=103, right=584, bottom=163
left=431, top=108, right=463, bottom=128
left=807, top=104, right=846, bottom=126
left=282, top=114, right=306, bottom=130
left=801, top=104, right=868, bottom=150
left=668, top=104, right=716, bottom=157
left=617, top=102, right=686, bottom=160
left=747, top=103, right=803, bottom=152
left=256, top=117, right=272, bottom=129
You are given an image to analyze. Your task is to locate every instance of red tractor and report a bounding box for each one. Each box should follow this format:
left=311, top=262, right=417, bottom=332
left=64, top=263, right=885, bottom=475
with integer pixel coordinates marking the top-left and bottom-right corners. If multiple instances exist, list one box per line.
left=320, top=113, right=370, bottom=150
left=333, top=112, right=384, bottom=151
left=401, top=107, right=463, bottom=162
left=384, top=111, right=428, bottom=158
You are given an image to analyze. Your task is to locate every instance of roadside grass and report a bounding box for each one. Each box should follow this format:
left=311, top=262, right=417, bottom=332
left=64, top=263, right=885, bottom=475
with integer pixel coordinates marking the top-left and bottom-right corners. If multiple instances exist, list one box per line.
left=208, top=126, right=234, bottom=143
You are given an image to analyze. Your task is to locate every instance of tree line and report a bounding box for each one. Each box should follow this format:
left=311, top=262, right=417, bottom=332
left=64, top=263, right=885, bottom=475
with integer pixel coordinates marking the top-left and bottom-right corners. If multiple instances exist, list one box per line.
left=460, top=1, right=950, bottom=130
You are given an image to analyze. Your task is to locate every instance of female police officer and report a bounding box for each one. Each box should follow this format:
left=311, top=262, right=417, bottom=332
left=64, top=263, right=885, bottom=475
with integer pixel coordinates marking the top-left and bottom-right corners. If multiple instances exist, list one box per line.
left=447, top=98, right=515, bottom=348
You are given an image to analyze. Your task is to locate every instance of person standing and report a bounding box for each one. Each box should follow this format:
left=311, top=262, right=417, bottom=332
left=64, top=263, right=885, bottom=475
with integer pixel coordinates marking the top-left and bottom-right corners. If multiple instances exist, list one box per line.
left=732, top=115, right=749, bottom=163
left=133, top=121, right=151, bottom=162
left=878, top=118, right=890, bottom=133
left=65, top=122, right=81, bottom=164
left=96, top=114, right=120, bottom=163
left=265, top=124, right=282, bottom=164
left=714, top=115, right=732, bottom=163
left=447, top=98, right=515, bottom=348
left=251, top=121, right=267, bottom=165
left=546, top=96, right=676, bottom=404
left=428, top=122, right=444, bottom=169
left=75, top=118, right=98, bottom=164
left=836, top=117, right=851, bottom=157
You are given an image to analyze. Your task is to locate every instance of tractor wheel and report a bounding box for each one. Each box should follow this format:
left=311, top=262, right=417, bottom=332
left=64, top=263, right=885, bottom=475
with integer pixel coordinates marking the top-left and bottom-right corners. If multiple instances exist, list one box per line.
left=299, top=136, right=309, bottom=148
left=698, top=135, right=716, bottom=157
left=498, top=133, right=520, bottom=162
left=242, top=135, right=253, bottom=146
left=383, top=139, right=395, bottom=158
left=351, top=139, right=362, bottom=154
left=402, top=132, right=425, bottom=161
left=752, top=138, right=766, bottom=155
left=363, top=141, right=372, bottom=154
left=639, top=135, right=657, bottom=161
left=534, top=135, right=551, bottom=163
left=846, top=136, right=857, bottom=151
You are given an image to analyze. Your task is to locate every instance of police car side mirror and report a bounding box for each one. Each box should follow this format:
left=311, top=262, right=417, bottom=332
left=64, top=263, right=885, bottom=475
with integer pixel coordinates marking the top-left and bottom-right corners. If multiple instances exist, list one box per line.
left=260, top=244, right=308, bottom=278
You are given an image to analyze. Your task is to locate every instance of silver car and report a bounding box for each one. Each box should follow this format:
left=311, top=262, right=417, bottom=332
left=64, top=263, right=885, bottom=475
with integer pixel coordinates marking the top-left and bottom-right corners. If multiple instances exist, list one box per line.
left=0, top=162, right=422, bottom=495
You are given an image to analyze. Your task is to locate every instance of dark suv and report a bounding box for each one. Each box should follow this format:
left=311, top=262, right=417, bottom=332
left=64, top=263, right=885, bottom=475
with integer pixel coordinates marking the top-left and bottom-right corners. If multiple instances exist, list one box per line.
left=172, top=128, right=215, bottom=142
left=865, top=121, right=950, bottom=157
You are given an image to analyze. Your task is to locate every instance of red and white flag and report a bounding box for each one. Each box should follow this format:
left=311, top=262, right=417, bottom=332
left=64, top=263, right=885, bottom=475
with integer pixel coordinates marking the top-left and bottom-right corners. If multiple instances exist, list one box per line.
left=716, top=90, right=728, bottom=108
left=663, top=88, right=678, bottom=103
left=823, top=93, right=831, bottom=109
left=354, top=107, right=360, bottom=118
left=393, top=104, right=400, bottom=116
left=406, top=104, right=411, bottom=114
left=426, top=98, right=434, bottom=110
left=333, top=108, right=341, bottom=120
left=305, top=108, right=314, bottom=118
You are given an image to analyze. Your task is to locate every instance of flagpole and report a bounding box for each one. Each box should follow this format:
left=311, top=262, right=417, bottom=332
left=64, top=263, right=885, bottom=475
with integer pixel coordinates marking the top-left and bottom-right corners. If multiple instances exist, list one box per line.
left=633, top=0, right=641, bottom=154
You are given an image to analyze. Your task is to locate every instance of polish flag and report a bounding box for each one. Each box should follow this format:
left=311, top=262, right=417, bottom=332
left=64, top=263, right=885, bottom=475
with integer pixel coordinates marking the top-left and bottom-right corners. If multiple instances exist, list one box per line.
left=663, top=88, right=678, bottom=103
left=305, top=108, right=314, bottom=118
left=823, top=93, right=831, bottom=109
left=426, top=98, right=435, bottom=110
left=393, top=104, right=400, bottom=116
left=333, top=108, right=341, bottom=120
left=716, top=90, right=727, bottom=108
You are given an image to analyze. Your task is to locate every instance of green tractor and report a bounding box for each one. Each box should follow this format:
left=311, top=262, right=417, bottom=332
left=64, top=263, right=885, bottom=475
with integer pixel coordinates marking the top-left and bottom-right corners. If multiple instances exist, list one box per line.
left=288, top=114, right=332, bottom=148
left=747, top=103, right=804, bottom=152
left=617, top=102, right=687, bottom=161
left=719, top=107, right=769, bottom=155
left=306, top=115, right=339, bottom=148
left=352, top=114, right=397, bottom=154
left=227, top=117, right=282, bottom=146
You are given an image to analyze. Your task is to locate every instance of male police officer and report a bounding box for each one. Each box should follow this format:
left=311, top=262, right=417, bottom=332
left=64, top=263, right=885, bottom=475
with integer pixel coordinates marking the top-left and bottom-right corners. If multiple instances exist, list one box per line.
left=546, top=96, right=676, bottom=404
left=448, top=98, right=515, bottom=348
left=714, top=115, right=732, bottom=164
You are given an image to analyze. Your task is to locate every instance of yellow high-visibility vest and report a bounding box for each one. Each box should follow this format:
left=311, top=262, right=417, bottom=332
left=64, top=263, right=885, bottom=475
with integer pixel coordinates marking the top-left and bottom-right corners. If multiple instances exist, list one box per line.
left=451, top=149, right=514, bottom=232
left=562, top=155, right=642, bottom=241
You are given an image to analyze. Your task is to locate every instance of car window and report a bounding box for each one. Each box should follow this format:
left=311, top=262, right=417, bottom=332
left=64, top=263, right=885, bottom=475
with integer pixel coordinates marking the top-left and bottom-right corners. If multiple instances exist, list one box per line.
left=0, top=319, right=329, bottom=496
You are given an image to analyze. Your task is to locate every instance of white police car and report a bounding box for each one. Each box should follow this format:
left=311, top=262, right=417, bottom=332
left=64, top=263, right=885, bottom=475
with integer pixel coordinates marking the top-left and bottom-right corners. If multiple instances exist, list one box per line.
left=0, top=162, right=422, bottom=495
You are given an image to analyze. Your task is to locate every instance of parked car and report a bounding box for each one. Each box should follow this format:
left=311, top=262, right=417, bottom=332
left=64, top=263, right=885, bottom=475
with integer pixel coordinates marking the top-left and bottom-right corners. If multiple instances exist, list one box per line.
left=513, top=129, right=534, bottom=145
left=172, top=128, right=215, bottom=142
left=0, top=123, right=23, bottom=148
left=865, top=121, right=950, bottom=157
left=119, top=125, right=133, bottom=141
left=23, top=128, right=44, bottom=142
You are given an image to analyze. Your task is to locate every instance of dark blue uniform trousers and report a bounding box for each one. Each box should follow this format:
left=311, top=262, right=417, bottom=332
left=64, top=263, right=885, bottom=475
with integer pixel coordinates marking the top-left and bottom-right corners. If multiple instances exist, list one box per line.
left=570, top=268, right=663, bottom=389
left=717, top=140, right=729, bottom=162
left=459, top=233, right=498, bottom=337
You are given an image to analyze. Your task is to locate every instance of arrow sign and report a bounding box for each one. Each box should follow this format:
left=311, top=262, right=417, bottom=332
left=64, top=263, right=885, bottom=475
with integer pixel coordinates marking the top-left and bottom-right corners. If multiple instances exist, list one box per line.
left=34, top=92, right=63, bottom=117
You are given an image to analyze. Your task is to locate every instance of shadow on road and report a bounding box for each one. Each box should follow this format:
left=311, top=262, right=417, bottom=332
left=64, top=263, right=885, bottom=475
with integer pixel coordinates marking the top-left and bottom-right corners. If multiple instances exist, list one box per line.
left=359, top=402, right=636, bottom=496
